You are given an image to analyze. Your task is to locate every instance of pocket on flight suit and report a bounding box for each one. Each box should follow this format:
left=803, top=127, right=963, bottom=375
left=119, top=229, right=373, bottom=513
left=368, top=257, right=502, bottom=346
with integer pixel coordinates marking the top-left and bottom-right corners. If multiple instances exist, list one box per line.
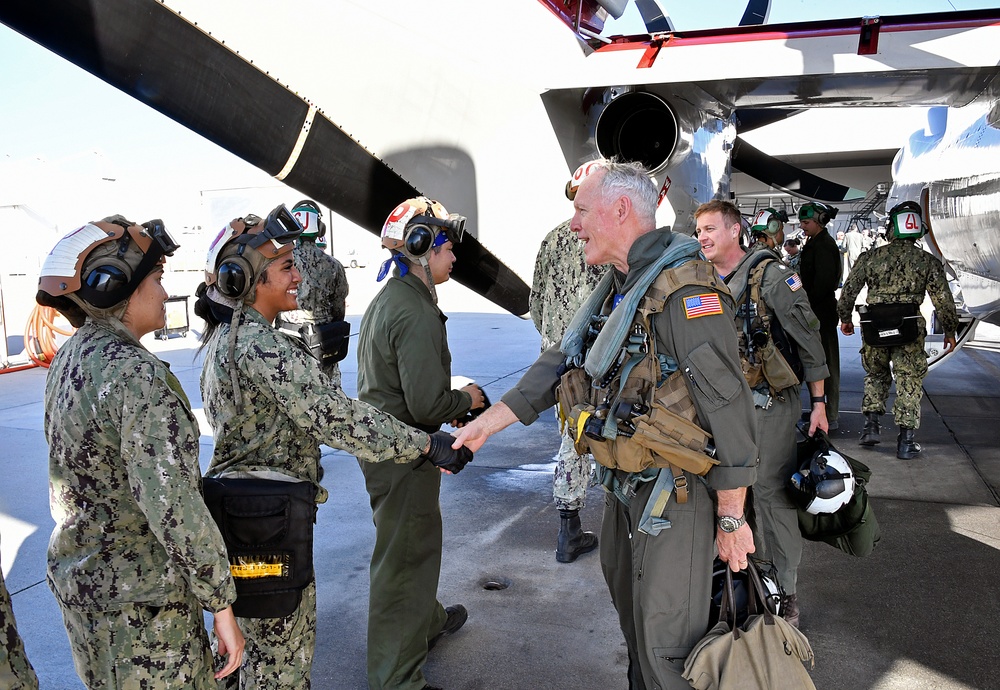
left=682, top=343, right=743, bottom=413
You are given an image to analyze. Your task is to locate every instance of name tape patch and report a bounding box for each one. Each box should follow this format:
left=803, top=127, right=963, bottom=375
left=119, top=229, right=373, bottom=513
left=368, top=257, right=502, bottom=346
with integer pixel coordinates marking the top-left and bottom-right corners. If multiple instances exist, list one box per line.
left=684, top=293, right=723, bottom=319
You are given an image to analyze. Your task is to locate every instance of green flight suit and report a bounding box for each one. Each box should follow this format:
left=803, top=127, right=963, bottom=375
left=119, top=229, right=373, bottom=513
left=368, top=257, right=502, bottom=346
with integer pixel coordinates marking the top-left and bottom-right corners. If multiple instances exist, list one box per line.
left=502, top=230, right=758, bottom=690
left=837, top=238, right=960, bottom=428
left=202, top=306, right=428, bottom=690
left=800, top=228, right=842, bottom=426
left=724, top=243, right=829, bottom=596
left=356, top=270, right=472, bottom=690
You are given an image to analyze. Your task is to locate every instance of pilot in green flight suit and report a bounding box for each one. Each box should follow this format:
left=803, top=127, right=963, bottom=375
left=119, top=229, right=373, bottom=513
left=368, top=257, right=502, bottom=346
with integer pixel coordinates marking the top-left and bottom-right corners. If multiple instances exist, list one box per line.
left=357, top=196, right=484, bottom=690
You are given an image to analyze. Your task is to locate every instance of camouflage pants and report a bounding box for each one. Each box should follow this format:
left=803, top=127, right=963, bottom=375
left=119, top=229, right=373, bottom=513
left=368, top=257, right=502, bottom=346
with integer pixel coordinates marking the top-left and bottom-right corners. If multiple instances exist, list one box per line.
left=553, top=424, right=593, bottom=511
left=59, top=588, right=215, bottom=690
left=1, top=561, right=38, bottom=690
left=218, top=580, right=316, bottom=690
left=861, top=332, right=927, bottom=429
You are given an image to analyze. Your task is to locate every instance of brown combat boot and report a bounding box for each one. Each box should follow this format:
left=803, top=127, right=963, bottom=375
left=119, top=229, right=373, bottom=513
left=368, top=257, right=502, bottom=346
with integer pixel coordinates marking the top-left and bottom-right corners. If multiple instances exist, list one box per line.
left=781, top=593, right=801, bottom=628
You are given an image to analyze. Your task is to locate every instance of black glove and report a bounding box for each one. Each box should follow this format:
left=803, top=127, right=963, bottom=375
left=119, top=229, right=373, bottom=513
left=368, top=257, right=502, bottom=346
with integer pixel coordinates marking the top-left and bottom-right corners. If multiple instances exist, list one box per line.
left=422, top=431, right=473, bottom=474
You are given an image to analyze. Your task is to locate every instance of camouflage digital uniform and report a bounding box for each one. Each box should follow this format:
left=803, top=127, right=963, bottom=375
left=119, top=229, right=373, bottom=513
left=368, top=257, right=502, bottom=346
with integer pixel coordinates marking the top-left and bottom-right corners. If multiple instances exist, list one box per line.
left=43, top=319, right=237, bottom=690
left=529, top=219, right=607, bottom=510
left=837, top=239, right=959, bottom=428
left=281, top=239, right=349, bottom=385
left=201, top=306, right=428, bottom=690
left=1, top=535, right=39, bottom=690
left=723, top=243, right=828, bottom=596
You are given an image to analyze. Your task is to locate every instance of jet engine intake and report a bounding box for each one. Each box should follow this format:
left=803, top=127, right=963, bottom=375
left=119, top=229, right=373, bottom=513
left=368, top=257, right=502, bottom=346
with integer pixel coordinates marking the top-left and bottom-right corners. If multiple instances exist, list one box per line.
left=595, top=92, right=677, bottom=173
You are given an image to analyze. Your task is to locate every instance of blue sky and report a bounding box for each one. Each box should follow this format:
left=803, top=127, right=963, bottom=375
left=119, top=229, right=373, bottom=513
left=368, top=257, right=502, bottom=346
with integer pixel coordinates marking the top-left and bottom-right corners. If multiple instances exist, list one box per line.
left=0, top=0, right=997, bottom=230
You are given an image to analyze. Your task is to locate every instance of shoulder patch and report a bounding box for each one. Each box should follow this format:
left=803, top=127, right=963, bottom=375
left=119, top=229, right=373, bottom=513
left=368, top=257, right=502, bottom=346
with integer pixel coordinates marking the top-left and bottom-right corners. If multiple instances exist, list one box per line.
left=684, top=293, right=723, bottom=319
left=776, top=263, right=787, bottom=271
left=785, top=273, right=803, bottom=292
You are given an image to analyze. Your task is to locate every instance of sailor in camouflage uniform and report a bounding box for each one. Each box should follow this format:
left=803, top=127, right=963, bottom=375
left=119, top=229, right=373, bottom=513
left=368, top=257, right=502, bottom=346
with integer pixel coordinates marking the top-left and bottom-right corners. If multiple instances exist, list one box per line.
left=195, top=205, right=472, bottom=690
left=529, top=161, right=608, bottom=563
left=36, top=215, right=244, bottom=689
left=1, top=534, right=39, bottom=690
left=838, top=201, right=959, bottom=459
left=281, top=200, right=350, bottom=386
left=697, top=202, right=829, bottom=627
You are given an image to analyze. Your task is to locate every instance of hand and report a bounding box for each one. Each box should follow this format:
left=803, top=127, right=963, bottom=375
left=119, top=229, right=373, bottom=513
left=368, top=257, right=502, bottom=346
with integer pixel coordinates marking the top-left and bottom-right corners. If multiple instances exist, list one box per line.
left=716, top=523, right=755, bottom=573
left=840, top=321, right=855, bottom=336
left=213, top=606, right=244, bottom=679
left=461, top=383, right=486, bottom=410
left=424, top=431, right=473, bottom=474
left=943, top=334, right=957, bottom=353
left=808, top=403, right=828, bottom=436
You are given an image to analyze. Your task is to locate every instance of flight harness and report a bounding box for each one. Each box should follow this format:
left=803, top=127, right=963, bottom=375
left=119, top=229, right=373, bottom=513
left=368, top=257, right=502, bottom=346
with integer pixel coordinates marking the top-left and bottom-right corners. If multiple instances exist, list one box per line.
left=557, top=237, right=727, bottom=535
left=730, top=251, right=802, bottom=408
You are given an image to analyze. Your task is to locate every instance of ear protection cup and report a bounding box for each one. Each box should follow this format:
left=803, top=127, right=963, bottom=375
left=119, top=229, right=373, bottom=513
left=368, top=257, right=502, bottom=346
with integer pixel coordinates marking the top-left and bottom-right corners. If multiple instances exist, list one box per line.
left=317, top=217, right=327, bottom=241
left=767, top=216, right=782, bottom=235
left=216, top=254, right=255, bottom=300
left=403, top=223, right=435, bottom=259
left=82, top=256, right=132, bottom=295
left=816, top=207, right=830, bottom=226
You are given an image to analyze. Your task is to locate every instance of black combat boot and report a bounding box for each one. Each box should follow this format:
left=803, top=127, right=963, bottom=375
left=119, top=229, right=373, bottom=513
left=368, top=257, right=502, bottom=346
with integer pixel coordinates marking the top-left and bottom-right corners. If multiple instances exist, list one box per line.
left=556, top=508, right=598, bottom=563
left=859, top=412, right=881, bottom=446
left=897, top=427, right=921, bottom=459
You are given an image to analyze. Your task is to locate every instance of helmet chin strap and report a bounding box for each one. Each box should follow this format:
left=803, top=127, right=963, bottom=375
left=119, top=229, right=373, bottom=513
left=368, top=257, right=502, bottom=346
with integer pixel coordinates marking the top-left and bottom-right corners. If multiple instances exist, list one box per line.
left=419, top=257, right=438, bottom=304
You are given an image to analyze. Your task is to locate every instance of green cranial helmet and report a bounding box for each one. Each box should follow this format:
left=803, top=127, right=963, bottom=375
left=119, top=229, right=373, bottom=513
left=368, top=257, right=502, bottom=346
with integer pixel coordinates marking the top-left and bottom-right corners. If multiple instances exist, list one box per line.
left=888, top=201, right=925, bottom=240
left=798, top=202, right=838, bottom=226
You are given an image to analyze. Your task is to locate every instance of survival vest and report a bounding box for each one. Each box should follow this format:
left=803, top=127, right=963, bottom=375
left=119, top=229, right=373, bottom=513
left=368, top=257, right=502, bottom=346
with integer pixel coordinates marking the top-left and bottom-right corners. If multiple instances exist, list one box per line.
left=730, top=253, right=802, bottom=395
left=556, top=260, right=727, bottom=490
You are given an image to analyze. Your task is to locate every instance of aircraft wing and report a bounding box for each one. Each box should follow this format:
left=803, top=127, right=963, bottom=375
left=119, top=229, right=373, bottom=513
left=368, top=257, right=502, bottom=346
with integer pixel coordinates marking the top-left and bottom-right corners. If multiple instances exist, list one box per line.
left=0, top=0, right=532, bottom=316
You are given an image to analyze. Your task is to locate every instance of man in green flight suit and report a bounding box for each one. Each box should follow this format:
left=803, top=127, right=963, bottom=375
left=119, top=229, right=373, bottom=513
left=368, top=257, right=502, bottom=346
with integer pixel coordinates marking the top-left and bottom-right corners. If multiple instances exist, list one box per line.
left=838, top=201, right=959, bottom=459
left=453, top=160, right=758, bottom=690
left=696, top=201, right=829, bottom=628
left=357, top=196, right=484, bottom=690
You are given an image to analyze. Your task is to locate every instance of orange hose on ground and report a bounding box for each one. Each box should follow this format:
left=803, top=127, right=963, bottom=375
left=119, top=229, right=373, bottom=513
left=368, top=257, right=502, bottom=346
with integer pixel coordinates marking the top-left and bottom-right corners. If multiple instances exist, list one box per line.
left=23, top=304, right=75, bottom=368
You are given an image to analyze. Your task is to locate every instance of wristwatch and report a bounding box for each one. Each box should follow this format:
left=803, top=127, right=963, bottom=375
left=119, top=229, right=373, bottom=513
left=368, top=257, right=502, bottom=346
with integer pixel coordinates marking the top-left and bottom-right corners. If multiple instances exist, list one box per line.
left=810, top=395, right=827, bottom=405
left=717, top=514, right=746, bottom=533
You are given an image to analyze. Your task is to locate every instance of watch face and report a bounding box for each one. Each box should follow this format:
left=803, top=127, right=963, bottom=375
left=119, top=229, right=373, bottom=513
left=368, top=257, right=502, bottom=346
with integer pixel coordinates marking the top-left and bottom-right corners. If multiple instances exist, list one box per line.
left=718, top=516, right=743, bottom=533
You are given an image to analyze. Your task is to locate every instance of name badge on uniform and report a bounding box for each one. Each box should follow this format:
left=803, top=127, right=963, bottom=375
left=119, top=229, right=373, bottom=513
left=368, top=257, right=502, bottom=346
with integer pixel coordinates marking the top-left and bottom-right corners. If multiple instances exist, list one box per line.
left=684, top=293, right=723, bottom=319
left=785, top=274, right=803, bottom=292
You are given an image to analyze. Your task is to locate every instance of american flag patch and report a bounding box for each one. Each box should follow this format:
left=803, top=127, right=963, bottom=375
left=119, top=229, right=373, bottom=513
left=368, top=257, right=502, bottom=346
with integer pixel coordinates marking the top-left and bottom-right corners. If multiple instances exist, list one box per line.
left=785, top=274, right=803, bottom=291
left=684, top=293, right=723, bottom=319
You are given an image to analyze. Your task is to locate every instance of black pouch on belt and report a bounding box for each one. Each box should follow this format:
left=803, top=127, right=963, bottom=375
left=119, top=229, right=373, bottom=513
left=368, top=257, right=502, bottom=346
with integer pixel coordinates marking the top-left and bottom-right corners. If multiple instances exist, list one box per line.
left=858, top=303, right=920, bottom=347
left=202, top=477, right=317, bottom=618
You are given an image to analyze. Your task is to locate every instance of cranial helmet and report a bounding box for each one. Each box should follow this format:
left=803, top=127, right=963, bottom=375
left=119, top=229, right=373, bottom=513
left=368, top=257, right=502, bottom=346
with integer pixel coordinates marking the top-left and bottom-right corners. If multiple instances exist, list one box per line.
left=888, top=201, right=925, bottom=240
left=751, top=208, right=788, bottom=237
left=708, top=558, right=784, bottom=627
left=380, top=197, right=465, bottom=261
left=565, top=160, right=605, bottom=201
left=798, top=202, right=838, bottom=226
left=790, top=443, right=856, bottom=515
left=291, top=199, right=326, bottom=240
left=204, top=204, right=302, bottom=301
left=37, top=216, right=179, bottom=326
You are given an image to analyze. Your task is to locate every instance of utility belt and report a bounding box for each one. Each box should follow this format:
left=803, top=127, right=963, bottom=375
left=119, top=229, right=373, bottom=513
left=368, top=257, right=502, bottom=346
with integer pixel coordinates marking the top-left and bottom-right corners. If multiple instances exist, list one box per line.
left=278, top=318, right=351, bottom=366
left=857, top=303, right=920, bottom=347
left=202, top=475, right=317, bottom=618
left=595, top=463, right=708, bottom=537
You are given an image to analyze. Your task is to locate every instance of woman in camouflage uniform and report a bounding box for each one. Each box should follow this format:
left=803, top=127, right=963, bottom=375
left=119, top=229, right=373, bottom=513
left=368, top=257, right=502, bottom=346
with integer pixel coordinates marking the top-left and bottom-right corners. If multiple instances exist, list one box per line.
left=194, top=206, right=470, bottom=690
left=36, top=216, right=244, bottom=689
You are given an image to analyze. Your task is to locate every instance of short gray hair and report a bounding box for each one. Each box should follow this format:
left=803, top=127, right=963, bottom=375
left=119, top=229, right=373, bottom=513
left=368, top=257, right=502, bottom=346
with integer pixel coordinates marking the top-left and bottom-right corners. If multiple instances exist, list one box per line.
left=592, top=159, right=658, bottom=226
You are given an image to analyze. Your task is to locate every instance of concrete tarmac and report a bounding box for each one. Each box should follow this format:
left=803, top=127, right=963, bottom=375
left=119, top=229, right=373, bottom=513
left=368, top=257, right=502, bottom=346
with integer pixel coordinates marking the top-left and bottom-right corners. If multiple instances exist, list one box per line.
left=2, top=307, right=999, bottom=690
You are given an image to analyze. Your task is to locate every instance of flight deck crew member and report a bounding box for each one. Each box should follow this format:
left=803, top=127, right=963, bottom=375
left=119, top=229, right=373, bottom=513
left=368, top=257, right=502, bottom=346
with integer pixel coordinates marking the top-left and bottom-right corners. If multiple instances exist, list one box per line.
left=194, top=205, right=472, bottom=690
left=697, top=202, right=829, bottom=628
left=1, top=534, right=39, bottom=690
left=837, top=201, right=959, bottom=459
left=281, top=200, right=350, bottom=385
left=357, top=197, right=481, bottom=690
left=37, top=215, right=244, bottom=689
left=798, top=202, right=842, bottom=431
left=454, top=160, right=758, bottom=690
left=529, top=160, right=608, bottom=563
